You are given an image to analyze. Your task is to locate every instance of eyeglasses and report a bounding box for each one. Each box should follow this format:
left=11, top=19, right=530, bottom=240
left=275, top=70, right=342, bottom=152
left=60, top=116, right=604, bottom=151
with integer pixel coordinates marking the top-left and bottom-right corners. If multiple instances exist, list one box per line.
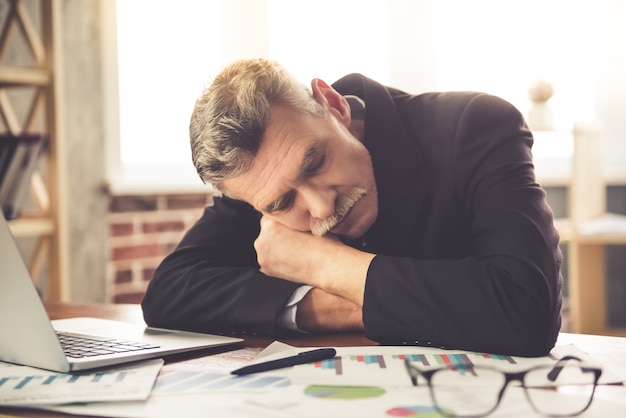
left=404, top=355, right=602, bottom=417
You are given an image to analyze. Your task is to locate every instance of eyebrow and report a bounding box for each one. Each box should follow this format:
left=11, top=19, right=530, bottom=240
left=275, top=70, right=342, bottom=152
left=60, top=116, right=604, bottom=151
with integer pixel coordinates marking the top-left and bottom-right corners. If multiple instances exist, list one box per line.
left=263, top=141, right=326, bottom=214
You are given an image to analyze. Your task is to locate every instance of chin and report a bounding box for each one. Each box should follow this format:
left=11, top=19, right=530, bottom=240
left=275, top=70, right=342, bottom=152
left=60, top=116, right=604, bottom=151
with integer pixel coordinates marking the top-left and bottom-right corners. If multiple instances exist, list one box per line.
left=341, top=209, right=377, bottom=239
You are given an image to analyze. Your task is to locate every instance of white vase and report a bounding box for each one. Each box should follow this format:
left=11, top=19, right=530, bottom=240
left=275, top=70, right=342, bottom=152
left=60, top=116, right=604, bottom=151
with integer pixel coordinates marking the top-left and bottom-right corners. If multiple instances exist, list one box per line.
left=527, top=102, right=554, bottom=131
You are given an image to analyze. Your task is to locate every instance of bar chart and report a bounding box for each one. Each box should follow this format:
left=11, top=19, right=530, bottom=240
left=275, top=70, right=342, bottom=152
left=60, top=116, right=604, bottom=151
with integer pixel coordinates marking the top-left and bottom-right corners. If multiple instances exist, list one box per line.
left=0, top=370, right=133, bottom=390
left=310, top=351, right=517, bottom=377
left=0, top=359, right=162, bottom=405
left=286, top=346, right=544, bottom=388
left=153, top=369, right=291, bottom=395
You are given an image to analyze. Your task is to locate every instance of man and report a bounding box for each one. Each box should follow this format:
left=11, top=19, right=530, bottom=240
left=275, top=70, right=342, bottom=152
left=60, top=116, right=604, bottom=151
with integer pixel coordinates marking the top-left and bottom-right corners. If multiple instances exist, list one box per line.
left=142, top=58, right=562, bottom=357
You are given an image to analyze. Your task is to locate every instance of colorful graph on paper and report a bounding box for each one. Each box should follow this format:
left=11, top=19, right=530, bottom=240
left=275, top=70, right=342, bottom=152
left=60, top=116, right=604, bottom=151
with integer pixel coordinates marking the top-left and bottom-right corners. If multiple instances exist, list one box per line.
left=152, top=369, right=291, bottom=395
left=0, top=359, right=162, bottom=405
left=309, top=352, right=516, bottom=377
left=304, top=385, right=386, bottom=400
left=0, top=369, right=135, bottom=388
left=286, top=346, right=563, bottom=387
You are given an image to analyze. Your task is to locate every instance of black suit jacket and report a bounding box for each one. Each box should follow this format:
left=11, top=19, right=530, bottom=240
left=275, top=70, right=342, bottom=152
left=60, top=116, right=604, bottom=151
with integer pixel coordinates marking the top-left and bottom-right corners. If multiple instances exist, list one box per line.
left=142, top=74, right=562, bottom=357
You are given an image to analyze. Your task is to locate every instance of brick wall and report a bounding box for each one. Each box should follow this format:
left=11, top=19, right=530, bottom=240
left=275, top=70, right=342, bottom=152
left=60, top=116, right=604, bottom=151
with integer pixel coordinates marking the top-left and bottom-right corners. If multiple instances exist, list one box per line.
left=107, top=193, right=214, bottom=303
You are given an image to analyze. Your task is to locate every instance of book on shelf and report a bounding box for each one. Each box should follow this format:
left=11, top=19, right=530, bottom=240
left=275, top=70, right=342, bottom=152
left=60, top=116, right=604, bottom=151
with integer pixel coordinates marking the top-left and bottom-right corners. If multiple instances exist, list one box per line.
left=0, top=133, right=47, bottom=220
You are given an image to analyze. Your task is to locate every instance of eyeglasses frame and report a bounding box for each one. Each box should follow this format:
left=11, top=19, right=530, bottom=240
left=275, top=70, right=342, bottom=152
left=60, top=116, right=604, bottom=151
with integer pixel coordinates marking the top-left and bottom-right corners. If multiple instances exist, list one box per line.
left=404, top=355, right=602, bottom=418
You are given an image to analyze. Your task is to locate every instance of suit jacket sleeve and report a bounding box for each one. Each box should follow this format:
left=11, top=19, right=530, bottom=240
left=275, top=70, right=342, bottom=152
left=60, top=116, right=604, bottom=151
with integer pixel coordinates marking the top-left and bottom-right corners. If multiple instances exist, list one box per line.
left=362, top=94, right=562, bottom=357
left=141, top=196, right=301, bottom=336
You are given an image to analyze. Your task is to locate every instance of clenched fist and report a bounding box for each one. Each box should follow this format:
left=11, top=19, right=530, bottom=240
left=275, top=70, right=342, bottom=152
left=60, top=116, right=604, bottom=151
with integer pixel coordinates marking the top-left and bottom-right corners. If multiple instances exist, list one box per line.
left=254, top=216, right=375, bottom=306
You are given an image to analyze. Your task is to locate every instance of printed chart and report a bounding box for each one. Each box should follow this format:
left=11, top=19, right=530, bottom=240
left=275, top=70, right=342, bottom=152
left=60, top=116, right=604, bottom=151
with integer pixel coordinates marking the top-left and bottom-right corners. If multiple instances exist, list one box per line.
left=304, top=385, right=386, bottom=400
left=289, top=345, right=567, bottom=387
left=30, top=344, right=618, bottom=418
left=0, top=359, right=162, bottom=405
left=1, top=369, right=135, bottom=389
left=313, top=351, right=517, bottom=377
left=153, top=369, right=290, bottom=395
left=386, top=405, right=444, bottom=417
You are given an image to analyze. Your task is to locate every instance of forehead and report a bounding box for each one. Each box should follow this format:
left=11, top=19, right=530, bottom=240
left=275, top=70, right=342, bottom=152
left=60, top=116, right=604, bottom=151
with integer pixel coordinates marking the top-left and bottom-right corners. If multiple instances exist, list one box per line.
left=222, top=105, right=327, bottom=207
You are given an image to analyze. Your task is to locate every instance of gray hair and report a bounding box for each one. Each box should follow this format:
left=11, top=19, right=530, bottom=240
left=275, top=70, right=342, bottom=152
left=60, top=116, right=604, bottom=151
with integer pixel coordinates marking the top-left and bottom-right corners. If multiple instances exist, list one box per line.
left=189, top=58, right=325, bottom=190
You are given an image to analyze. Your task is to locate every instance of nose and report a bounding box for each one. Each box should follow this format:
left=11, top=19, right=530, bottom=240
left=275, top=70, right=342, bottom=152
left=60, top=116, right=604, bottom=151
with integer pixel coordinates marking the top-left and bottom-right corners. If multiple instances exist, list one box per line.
left=299, top=185, right=336, bottom=223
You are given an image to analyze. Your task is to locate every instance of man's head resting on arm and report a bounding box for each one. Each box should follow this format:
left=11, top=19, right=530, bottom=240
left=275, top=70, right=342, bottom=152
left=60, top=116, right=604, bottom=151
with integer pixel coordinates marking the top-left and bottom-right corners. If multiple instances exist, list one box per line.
left=189, top=58, right=378, bottom=239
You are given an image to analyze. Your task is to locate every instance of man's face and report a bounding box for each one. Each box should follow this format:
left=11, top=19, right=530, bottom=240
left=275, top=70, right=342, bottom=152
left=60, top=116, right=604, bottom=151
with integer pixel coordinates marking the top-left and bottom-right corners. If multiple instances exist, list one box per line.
left=222, top=103, right=378, bottom=239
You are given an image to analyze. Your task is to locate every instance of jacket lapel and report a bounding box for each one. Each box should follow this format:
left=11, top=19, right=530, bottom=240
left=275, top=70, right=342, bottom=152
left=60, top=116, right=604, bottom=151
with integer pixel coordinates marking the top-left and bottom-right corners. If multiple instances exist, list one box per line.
left=333, top=74, right=425, bottom=255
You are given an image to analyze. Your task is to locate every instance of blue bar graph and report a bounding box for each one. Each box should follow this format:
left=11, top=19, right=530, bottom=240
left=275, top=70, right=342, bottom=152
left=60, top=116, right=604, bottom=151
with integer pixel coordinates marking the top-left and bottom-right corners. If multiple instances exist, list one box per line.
left=0, top=377, right=17, bottom=387
left=316, top=356, right=343, bottom=375
left=15, top=376, right=42, bottom=389
left=0, top=369, right=136, bottom=391
left=392, top=354, right=430, bottom=366
left=153, top=370, right=291, bottom=394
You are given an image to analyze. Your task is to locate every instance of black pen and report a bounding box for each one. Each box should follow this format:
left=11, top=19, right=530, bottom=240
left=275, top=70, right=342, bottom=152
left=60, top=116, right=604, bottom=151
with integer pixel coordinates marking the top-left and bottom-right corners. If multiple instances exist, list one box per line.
left=231, top=348, right=337, bottom=376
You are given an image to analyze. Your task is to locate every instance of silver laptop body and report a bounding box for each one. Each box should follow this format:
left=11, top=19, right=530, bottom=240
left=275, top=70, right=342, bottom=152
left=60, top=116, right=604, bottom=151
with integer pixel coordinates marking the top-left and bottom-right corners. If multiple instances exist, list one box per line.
left=0, top=213, right=242, bottom=372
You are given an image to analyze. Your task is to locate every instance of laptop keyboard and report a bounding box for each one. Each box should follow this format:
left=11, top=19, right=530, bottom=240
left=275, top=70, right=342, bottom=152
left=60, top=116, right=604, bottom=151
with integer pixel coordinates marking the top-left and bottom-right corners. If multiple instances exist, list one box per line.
left=56, top=331, right=161, bottom=358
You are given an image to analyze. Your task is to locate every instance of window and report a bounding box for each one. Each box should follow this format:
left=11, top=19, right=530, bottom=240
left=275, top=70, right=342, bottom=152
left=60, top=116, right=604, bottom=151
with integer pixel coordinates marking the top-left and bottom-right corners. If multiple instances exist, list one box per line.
left=110, top=0, right=389, bottom=193
left=434, top=0, right=596, bottom=130
left=267, top=0, right=390, bottom=86
left=111, top=0, right=221, bottom=192
left=109, top=0, right=601, bottom=193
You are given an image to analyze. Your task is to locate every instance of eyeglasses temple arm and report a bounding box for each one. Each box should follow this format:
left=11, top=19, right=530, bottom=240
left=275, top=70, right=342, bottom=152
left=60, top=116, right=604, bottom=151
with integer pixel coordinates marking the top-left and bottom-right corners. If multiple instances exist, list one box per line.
left=547, top=355, right=583, bottom=381
left=404, top=359, right=418, bottom=386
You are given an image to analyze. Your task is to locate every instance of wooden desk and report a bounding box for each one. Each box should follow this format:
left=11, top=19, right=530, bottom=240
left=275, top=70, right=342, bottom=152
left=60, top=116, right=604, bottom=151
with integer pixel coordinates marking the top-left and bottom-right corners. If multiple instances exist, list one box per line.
left=42, top=301, right=378, bottom=348
left=1, top=302, right=625, bottom=418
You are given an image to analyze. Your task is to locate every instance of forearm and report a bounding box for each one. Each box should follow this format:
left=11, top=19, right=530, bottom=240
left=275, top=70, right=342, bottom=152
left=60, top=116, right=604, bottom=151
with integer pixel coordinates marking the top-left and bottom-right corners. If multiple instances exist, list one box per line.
left=142, top=261, right=299, bottom=336
left=295, top=287, right=364, bottom=332
left=306, top=241, right=375, bottom=306
left=362, top=255, right=561, bottom=356
left=141, top=196, right=306, bottom=335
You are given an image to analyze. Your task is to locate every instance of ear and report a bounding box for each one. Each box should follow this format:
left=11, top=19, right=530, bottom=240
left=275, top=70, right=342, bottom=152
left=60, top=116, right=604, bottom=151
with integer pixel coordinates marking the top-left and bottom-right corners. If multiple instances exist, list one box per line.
left=311, top=78, right=351, bottom=128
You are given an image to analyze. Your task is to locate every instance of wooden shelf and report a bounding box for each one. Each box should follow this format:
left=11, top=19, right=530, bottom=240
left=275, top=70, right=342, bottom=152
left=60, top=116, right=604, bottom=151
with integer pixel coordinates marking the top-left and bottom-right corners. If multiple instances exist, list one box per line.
left=1, top=0, right=66, bottom=301
left=564, top=124, right=626, bottom=336
left=7, top=217, right=54, bottom=237
left=575, top=213, right=626, bottom=244
left=0, top=67, right=49, bottom=86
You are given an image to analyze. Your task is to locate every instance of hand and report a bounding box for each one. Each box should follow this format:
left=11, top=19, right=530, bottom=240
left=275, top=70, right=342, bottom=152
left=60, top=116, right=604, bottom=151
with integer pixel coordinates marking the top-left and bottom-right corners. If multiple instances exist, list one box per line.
left=254, top=217, right=375, bottom=305
left=254, top=216, right=340, bottom=285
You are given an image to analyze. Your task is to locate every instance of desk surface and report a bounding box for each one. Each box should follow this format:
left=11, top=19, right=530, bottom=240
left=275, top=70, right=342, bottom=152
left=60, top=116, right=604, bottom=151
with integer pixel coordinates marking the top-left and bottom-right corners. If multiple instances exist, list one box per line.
left=2, top=302, right=625, bottom=418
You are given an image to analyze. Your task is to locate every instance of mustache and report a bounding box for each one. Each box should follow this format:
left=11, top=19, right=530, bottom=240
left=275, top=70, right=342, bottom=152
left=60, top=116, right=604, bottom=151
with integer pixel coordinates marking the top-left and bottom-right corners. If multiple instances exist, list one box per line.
left=311, top=188, right=367, bottom=237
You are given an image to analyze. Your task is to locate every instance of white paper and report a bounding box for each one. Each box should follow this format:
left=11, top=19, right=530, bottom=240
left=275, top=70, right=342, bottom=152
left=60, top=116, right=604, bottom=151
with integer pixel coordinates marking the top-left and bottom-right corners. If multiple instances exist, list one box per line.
left=0, top=359, right=163, bottom=405
left=252, top=343, right=619, bottom=387
left=236, top=380, right=625, bottom=418
left=32, top=343, right=625, bottom=418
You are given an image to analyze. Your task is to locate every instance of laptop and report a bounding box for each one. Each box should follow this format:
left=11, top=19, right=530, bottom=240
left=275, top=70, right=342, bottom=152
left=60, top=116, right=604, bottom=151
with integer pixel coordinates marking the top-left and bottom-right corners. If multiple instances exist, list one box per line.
left=0, top=212, right=242, bottom=372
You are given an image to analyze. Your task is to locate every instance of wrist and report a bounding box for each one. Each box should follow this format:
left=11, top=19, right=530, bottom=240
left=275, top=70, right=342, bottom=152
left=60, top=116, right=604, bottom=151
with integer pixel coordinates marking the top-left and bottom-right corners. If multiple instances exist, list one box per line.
left=313, top=241, right=374, bottom=306
left=296, top=288, right=364, bottom=332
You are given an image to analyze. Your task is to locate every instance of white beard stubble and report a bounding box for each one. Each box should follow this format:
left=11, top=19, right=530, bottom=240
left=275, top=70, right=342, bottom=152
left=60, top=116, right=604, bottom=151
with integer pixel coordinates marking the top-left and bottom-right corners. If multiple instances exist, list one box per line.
left=310, top=188, right=367, bottom=237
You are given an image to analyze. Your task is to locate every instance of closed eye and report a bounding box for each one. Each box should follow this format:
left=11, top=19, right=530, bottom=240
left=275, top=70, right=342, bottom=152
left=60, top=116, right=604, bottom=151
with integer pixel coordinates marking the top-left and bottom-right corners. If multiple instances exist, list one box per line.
left=299, top=142, right=327, bottom=180
left=264, top=141, right=326, bottom=214
left=265, top=189, right=296, bottom=213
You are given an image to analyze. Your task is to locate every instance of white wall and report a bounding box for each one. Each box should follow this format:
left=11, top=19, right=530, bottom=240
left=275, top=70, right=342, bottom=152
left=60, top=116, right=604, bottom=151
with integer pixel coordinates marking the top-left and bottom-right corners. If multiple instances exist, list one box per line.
left=108, top=0, right=626, bottom=192
left=597, top=1, right=626, bottom=183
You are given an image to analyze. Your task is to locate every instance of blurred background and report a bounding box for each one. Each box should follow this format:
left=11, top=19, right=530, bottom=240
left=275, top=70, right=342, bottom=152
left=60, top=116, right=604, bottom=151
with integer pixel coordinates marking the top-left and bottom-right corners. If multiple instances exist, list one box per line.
left=1, top=0, right=625, bottom=335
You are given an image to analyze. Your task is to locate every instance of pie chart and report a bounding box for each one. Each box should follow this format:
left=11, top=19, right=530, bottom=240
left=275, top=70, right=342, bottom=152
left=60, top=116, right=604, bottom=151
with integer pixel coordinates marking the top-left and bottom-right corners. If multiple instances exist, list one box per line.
left=386, top=405, right=443, bottom=417
left=304, top=385, right=386, bottom=399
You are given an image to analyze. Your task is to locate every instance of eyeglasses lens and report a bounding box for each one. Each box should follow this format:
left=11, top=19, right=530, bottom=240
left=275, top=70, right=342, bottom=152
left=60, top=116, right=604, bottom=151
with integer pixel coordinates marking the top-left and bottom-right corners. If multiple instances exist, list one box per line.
left=430, top=367, right=505, bottom=417
left=523, top=364, right=596, bottom=416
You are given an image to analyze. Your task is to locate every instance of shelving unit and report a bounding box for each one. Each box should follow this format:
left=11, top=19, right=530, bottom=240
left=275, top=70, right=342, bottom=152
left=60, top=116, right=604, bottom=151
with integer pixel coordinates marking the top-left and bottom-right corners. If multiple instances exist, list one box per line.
left=0, top=0, right=67, bottom=300
left=554, top=125, right=626, bottom=336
